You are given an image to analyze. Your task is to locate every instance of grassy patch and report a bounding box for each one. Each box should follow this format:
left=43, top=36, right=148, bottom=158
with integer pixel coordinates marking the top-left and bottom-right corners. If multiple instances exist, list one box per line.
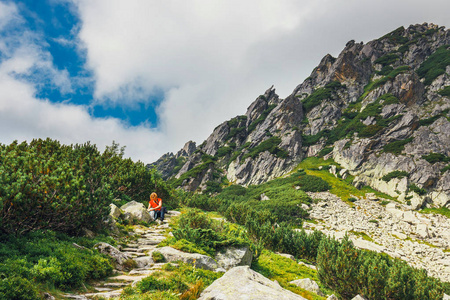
left=251, top=250, right=327, bottom=300
left=120, top=262, right=222, bottom=300
left=420, top=207, right=450, bottom=218
left=296, top=158, right=395, bottom=202
left=422, top=153, right=450, bottom=164
left=350, top=231, right=374, bottom=242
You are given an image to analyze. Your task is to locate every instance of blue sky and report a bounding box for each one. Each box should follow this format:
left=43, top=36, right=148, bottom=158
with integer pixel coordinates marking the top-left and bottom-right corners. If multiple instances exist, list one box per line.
left=0, top=0, right=449, bottom=163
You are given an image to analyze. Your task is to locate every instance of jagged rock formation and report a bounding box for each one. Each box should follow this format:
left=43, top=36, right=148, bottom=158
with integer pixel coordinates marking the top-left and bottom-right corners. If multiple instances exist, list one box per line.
left=150, top=23, right=450, bottom=208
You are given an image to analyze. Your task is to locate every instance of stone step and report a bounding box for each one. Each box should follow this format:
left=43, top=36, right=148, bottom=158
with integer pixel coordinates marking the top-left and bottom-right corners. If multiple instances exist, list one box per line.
left=83, top=289, right=123, bottom=299
left=129, top=269, right=156, bottom=276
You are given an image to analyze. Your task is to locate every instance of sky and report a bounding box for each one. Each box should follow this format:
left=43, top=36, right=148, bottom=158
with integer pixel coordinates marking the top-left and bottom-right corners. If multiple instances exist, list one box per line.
left=0, top=0, right=449, bottom=163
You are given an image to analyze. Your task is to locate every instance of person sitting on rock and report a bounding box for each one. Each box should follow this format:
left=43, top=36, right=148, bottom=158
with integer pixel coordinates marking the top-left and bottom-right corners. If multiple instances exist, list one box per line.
left=147, top=192, right=164, bottom=223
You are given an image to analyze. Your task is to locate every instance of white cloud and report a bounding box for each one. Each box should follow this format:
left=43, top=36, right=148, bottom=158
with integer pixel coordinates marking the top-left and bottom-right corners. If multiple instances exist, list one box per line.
left=1, top=0, right=450, bottom=164
left=73, top=0, right=450, bottom=162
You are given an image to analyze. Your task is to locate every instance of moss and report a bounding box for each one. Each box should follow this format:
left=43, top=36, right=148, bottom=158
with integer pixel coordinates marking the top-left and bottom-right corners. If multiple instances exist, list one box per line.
left=421, top=207, right=450, bottom=218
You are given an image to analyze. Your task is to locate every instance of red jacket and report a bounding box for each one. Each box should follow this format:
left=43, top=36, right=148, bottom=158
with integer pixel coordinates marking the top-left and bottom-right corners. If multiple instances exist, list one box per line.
left=149, top=198, right=162, bottom=211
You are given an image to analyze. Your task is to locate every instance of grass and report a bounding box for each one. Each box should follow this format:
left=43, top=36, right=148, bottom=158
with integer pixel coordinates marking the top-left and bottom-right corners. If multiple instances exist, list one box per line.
left=349, top=231, right=374, bottom=242
left=295, top=157, right=396, bottom=202
left=120, top=262, right=222, bottom=300
left=251, top=250, right=328, bottom=300
left=420, top=207, right=450, bottom=218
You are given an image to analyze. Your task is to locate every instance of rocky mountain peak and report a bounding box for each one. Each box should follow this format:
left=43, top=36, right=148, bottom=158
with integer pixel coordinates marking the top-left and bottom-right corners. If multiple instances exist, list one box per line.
left=150, top=24, right=450, bottom=209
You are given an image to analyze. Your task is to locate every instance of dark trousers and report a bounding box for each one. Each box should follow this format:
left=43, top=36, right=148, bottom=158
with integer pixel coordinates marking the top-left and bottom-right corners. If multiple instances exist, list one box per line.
left=153, top=209, right=164, bottom=221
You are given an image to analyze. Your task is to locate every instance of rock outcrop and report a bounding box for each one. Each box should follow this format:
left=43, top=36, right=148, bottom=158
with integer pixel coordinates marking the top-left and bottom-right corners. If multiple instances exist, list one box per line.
left=151, top=23, right=450, bottom=208
left=198, top=266, right=307, bottom=300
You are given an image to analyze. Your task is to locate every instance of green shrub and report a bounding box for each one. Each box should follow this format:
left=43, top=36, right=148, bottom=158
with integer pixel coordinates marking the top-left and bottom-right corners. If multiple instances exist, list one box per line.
left=152, top=251, right=165, bottom=263
left=422, top=153, right=450, bottom=164
left=380, top=26, right=409, bottom=44
left=438, top=86, right=450, bottom=97
left=379, top=93, right=400, bottom=105
left=296, top=175, right=331, bottom=192
left=0, top=276, right=40, bottom=300
left=409, top=184, right=427, bottom=196
left=242, top=137, right=288, bottom=160
left=383, top=137, right=413, bottom=155
left=317, top=147, right=333, bottom=157
left=216, top=146, right=233, bottom=157
left=441, top=165, right=450, bottom=174
left=417, top=45, right=450, bottom=85
left=382, top=170, right=409, bottom=182
left=375, top=53, right=399, bottom=66
left=248, top=104, right=277, bottom=133
left=301, top=81, right=344, bottom=112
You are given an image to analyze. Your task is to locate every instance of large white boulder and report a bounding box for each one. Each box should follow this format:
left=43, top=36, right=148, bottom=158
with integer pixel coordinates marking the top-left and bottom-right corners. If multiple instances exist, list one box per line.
left=215, top=246, right=253, bottom=271
left=120, top=201, right=151, bottom=223
left=109, top=203, right=122, bottom=218
left=156, top=246, right=218, bottom=271
left=289, top=278, right=324, bottom=296
left=198, top=266, right=307, bottom=300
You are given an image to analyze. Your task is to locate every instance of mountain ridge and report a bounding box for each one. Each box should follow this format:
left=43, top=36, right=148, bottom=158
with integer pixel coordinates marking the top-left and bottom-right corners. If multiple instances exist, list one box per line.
left=149, top=22, right=450, bottom=209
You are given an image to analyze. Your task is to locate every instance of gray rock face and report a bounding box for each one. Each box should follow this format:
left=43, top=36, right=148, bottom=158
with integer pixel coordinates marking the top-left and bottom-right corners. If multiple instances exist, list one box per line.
left=109, top=203, right=121, bottom=218
left=150, top=24, right=450, bottom=207
left=198, top=266, right=307, bottom=300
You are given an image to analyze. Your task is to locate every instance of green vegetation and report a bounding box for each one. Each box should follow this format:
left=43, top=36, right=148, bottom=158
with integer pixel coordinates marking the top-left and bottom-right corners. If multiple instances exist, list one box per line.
left=379, top=93, right=400, bottom=105
left=417, top=45, right=450, bottom=85
left=317, top=235, right=445, bottom=300
left=241, top=136, right=288, bottom=160
left=380, top=26, right=409, bottom=45
left=409, top=184, right=427, bottom=196
left=0, top=230, right=114, bottom=298
left=252, top=250, right=327, bottom=300
left=422, top=153, right=450, bottom=164
left=383, top=137, right=413, bottom=155
left=441, top=165, right=450, bottom=174
left=120, top=262, right=222, bottom=300
left=421, top=207, right=450, bottom=218
left=301, top=81, right=344, bottom=112
left=374, top=53, right=399, bottom=67
left=382, top=170, right=409, bottom=182
left=248, top=104, right=277, bottom=133
left=360, top=66, right=410, bottom=101
left=296, top=157, right=394, bottom=202
left=0, top=139, right=173, bottom=235
left=170, top=155, right=217, bottom=188
left=438, top=86, right=450, bottom=97
left=216, top=146, right=233, bottom=157
left=317, top=146, right=333, bottom=157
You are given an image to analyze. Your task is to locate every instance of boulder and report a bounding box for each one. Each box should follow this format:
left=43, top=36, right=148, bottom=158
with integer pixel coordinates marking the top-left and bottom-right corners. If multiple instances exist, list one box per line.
left=443, top=293, right=450, bottom=300
left=156, top=246, right=218, bottom=271
left=260, top=193, right=270, bottom=201
left=109, top=203, right=121, bottom=218
left=198, top=266, right=307, bottom=300
left=133, top=256, right=154, bottom=268
left=352, top=295, right=367, bottom=300
left=120, top=201, right=151, bottom=223
left=94, top=242, right=131, bottom=271
left=327, top=295, right=338, bottom=300
left=289, top=278, right=324, bottom=296
left=215, top=246, right=253, bottom=271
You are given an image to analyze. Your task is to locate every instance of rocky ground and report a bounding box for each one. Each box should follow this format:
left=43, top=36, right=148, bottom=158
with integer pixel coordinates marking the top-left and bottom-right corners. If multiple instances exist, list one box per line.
left=303, top=192, right=450, bottom=282
left=64, top=211, right=179, bottom=299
